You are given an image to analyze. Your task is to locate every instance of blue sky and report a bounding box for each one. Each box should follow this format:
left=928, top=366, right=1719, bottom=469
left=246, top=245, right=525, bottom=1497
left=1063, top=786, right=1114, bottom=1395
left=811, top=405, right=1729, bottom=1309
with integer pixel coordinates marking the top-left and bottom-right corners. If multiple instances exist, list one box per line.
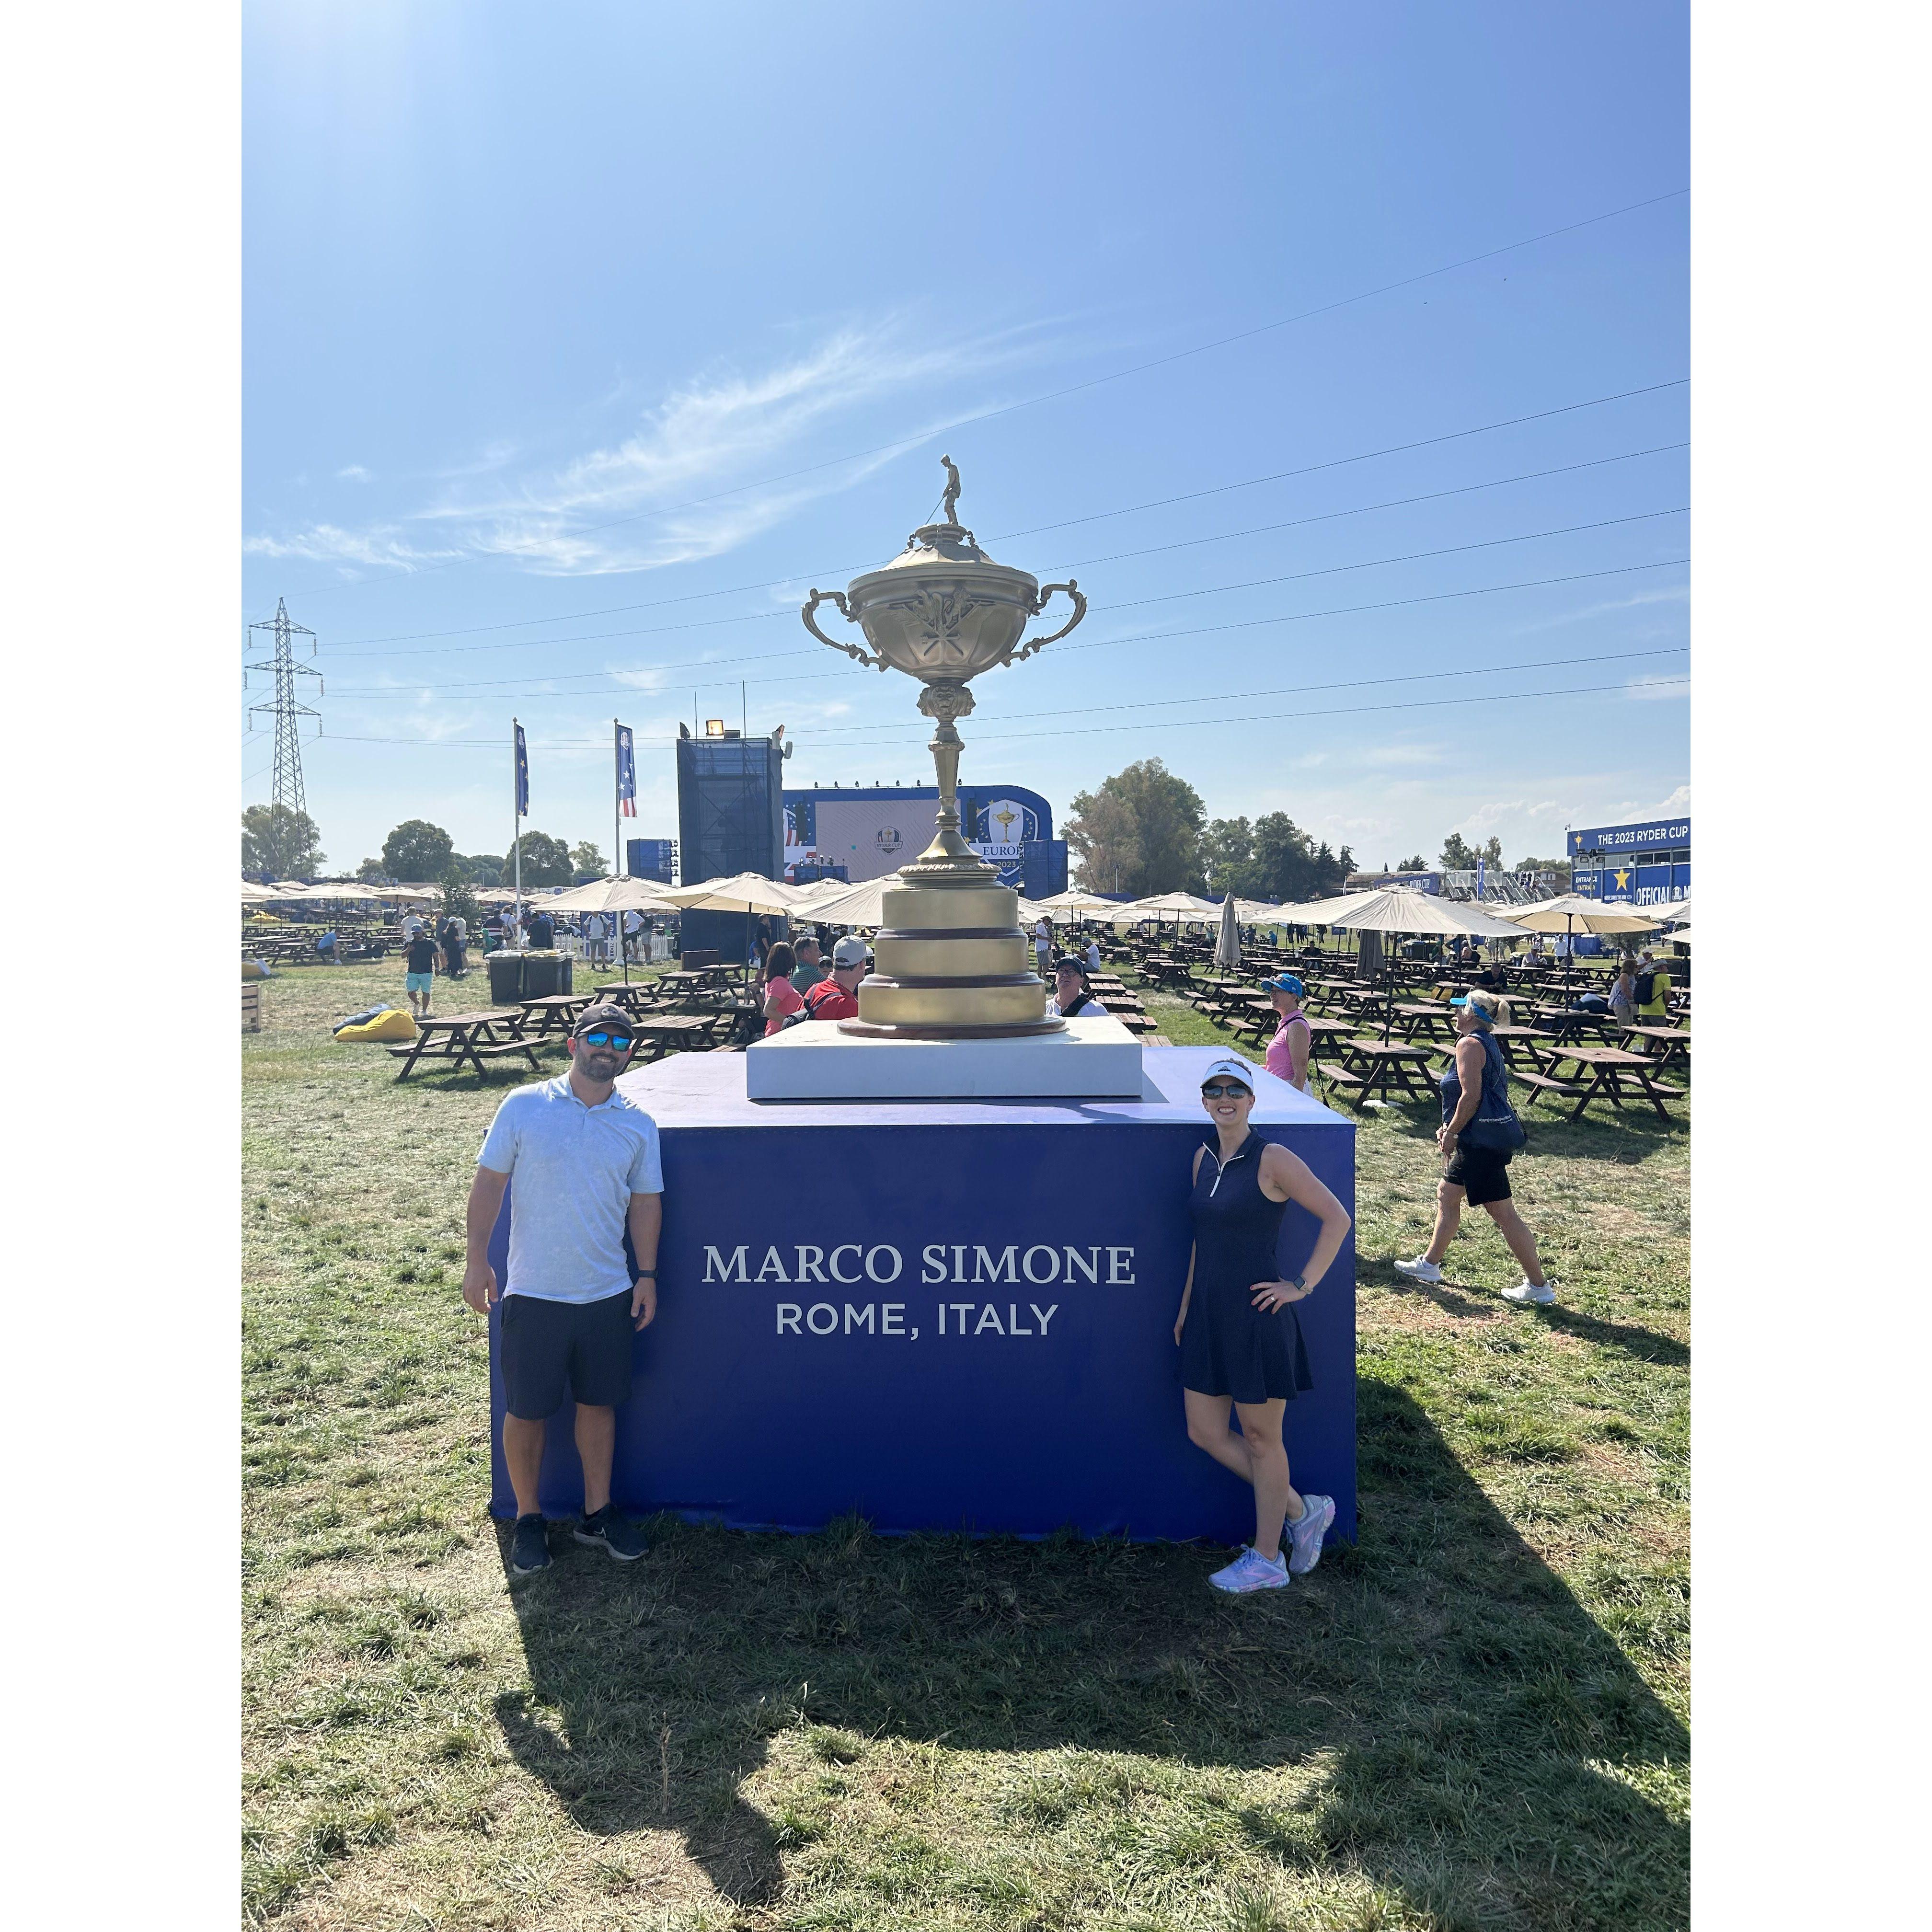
left=243, top=1, right=1688, bottom=876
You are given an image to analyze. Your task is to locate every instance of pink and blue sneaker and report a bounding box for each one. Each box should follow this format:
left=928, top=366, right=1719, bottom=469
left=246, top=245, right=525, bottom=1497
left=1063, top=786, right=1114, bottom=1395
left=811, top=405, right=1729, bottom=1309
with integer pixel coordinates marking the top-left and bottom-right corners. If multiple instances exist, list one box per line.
left=1208, top=1545, right=1288, bottom=1593
left=1287, top=1495, right=1336, bottom=1575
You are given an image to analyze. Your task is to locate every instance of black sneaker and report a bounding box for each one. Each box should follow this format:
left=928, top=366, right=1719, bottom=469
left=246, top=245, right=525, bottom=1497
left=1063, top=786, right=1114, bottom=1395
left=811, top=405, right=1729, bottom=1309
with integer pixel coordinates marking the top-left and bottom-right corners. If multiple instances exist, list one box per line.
left=574, top=1505, right=647, bottom=1562
left=510, top=1513, right=552, bottom=1574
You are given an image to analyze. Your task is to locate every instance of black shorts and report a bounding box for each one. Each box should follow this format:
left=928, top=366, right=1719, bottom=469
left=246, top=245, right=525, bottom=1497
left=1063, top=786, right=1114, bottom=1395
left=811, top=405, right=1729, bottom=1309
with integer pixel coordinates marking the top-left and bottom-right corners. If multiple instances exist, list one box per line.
left=500, top=1289, right=634, bottom=1418
left=1444, top=1142, right=1512, bottom=1206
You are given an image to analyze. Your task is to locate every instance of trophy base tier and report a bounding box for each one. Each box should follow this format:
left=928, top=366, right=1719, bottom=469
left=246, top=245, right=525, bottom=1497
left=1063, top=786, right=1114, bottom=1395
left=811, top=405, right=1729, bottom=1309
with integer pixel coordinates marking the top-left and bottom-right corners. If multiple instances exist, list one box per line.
left=744, top=1014, right=1146, bottom=1100
left=856, top=880, right=1054, bottom=1038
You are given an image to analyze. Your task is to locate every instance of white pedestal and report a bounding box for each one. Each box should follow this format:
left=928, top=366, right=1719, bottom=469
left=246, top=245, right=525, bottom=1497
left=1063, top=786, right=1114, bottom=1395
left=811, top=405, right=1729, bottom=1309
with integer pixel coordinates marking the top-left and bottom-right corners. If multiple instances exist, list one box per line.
left=744, top=1016, right=1146, bottom=1101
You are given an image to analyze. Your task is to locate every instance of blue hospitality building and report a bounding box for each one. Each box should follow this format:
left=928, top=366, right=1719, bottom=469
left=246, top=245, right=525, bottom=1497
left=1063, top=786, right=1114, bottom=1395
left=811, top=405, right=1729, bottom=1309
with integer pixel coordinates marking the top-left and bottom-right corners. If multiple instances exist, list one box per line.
left=1568, top=816, right=1690, bottom=908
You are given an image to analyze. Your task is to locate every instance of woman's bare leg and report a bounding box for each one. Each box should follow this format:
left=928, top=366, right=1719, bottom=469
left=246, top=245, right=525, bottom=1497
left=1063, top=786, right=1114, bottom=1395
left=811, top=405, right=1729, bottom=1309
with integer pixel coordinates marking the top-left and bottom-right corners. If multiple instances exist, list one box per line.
left=1483, top=1199, right=1547, bottom=1287
left=1234, top=1398, right=1300, bottom=1562
left=1421, top=1179, right=1466, bottom=1265
left=1184, top=1390, right=1255, bottom=1484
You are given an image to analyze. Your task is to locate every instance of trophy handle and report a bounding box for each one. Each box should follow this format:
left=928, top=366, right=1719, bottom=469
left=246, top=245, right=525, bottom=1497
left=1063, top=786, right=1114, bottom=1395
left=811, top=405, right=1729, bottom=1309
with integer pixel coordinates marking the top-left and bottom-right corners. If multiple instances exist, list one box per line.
left=802, top=587, right=888, bottom=670
left=1007, top=579, right=1086, bottom=663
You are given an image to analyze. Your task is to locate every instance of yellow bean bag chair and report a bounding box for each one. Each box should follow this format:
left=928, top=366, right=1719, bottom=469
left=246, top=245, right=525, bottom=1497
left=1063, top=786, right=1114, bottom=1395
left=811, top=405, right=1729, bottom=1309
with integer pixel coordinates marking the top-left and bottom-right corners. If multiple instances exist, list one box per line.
left=334, top=1007, right=419, bottom=1043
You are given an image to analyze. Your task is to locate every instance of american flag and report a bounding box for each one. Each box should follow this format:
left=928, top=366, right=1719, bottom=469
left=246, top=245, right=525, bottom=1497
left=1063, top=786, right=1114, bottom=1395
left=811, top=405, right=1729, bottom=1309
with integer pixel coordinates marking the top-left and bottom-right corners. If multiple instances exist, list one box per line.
left=616, top=724, right=637, bottom=817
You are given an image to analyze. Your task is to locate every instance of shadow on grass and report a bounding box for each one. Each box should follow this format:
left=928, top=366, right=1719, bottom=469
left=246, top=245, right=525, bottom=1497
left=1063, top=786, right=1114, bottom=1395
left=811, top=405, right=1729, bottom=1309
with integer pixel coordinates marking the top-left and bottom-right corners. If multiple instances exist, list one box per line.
left=494, top=1384, right=1686, bottom=1928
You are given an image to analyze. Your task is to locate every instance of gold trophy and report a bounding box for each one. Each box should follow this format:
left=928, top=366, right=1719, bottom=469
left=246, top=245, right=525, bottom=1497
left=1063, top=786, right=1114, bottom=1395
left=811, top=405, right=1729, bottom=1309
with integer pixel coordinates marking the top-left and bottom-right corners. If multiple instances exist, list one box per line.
left=802, top=459, right=1087, bottom=1037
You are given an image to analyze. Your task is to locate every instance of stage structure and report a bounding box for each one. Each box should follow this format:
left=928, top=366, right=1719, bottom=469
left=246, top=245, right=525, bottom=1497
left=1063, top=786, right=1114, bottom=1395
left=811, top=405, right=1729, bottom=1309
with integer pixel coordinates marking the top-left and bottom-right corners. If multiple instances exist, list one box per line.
left=490, top=1049, right=1357, bottom=1545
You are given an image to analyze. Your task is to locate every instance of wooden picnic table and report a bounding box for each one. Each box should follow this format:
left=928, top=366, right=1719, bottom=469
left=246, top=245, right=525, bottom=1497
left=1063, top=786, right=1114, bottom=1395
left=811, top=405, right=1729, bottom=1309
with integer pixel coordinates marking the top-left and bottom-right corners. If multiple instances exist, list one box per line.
left=1619, top=1025, right=1691, bottom=1079
left=1392, top=1001, right=1459, bottom=1044
left=1489, top=1023, right=1560, bottom=1070
left=389, top=1009, right=542, bottom=1082
left=518, top=991, right=596, bottom=1038
left=1322, top=1037, right=1438, bottom=1108
left=1537, top=1044, right=1684, bottom=1123
left=627, top=1012, right=736, bottom=1061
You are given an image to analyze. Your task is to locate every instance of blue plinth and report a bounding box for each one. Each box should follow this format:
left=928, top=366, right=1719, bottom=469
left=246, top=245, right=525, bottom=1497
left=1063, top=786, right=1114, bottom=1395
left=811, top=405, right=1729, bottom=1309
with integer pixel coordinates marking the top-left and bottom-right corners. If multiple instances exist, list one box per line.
left=488, top=1046, right=1356, bottom=1545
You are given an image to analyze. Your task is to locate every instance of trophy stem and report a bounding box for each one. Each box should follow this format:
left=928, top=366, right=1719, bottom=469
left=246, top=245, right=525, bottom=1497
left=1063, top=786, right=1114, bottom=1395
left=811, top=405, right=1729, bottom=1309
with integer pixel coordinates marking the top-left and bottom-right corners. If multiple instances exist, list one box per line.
left=903, top=683, right=995, bottom=883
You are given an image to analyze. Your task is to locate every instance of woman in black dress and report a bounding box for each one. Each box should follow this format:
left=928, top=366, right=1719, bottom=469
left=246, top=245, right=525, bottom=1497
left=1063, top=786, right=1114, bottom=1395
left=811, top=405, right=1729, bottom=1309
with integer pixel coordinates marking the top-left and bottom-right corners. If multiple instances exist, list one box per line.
left=1174, top=1057, right=1352, bottom=1592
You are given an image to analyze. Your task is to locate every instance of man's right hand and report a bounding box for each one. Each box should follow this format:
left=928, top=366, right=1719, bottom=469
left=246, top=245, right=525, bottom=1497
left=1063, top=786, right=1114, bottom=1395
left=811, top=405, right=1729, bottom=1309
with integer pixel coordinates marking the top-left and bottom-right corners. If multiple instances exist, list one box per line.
left=461, top=1261, right=499, bottom=1315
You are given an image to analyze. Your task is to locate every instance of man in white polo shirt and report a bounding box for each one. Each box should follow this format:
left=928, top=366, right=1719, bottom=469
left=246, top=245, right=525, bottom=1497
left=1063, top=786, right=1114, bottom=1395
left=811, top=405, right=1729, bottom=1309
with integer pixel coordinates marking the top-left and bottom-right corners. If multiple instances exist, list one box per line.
left=462, top=1002, right=663, bottom=1576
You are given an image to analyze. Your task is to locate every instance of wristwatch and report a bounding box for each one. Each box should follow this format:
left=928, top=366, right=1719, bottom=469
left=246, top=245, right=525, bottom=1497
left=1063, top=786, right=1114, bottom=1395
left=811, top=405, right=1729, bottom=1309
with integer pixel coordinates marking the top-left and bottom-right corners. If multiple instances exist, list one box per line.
left=635, top=1269, right=657, bottom=1278
left=1289, top=1274, right=1308, bottom=1296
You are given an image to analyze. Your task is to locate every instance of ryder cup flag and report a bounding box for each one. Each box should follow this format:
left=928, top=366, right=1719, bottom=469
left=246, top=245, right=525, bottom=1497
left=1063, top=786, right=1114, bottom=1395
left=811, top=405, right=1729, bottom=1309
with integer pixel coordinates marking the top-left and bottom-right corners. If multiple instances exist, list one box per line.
left=617, top=724, right=637, bottom=817
left=514, top=723, right=529, bottom=818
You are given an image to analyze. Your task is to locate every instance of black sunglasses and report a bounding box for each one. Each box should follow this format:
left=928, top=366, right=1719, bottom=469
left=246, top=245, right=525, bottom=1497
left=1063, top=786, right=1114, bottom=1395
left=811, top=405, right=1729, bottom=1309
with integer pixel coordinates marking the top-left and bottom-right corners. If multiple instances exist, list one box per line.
left=1201, top=1082, right=1251, bottom=1099
left=580, top=1030, right=635, bottom=1051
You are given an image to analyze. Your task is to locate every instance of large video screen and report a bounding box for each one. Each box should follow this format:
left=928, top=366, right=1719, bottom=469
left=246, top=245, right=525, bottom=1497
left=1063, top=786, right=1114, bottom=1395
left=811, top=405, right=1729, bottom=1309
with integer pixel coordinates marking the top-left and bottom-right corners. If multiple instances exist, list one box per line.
left=808, top=797, right=942, bottom=881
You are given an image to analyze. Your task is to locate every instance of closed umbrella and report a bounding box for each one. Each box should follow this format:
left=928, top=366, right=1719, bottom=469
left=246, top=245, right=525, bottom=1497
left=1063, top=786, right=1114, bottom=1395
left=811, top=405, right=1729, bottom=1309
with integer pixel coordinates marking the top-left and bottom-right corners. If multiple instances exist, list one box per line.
left=1214, top=892, right=1242, bottom=973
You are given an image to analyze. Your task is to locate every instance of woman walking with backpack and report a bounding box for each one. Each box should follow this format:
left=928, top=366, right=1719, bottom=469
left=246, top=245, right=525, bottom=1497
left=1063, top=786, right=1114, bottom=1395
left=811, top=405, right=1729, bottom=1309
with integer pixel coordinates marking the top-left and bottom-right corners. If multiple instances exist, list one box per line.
left=1394, top=989, right=1554, bottom=1305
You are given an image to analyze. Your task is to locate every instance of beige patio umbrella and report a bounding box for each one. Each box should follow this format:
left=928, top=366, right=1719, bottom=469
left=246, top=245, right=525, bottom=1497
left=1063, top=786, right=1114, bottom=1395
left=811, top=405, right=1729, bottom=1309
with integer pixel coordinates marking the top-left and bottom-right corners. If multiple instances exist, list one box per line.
left=241, top=880, right=277, bottom=903
left=1652, top=898, right=1690, bottom=925
left=1327, top=889, right=1526, bottom=1041
left=797, top=871, right=906, bottom=928
left=660, top=872, right=805, bottom=977
left=539, top=876, right=681, bottom=982
left=1495, top=893, right=1659, bottom=999
left=1660, top=924, right=1693, bottom=945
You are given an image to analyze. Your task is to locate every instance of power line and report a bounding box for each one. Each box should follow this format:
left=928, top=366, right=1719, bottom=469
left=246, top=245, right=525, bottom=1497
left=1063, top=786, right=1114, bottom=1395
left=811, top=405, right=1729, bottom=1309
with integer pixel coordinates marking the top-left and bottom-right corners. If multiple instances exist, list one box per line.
left=281, top=663, right=1687, bottom=753
left=304, top=557, right=1688, bottom=705
left=261, top=186, right=1687, bottom=603
left=319, top=502, right=1690, bottom=697
left=315, top=380, right=1689, bottom=654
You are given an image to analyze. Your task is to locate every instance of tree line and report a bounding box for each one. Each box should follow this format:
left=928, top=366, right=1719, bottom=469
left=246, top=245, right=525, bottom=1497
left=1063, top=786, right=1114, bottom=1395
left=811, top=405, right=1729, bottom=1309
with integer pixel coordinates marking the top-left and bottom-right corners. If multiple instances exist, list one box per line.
left=1062, top=759, right=1571, bottom=899
left=241, top=807, right=609, bottom=893
left=1064, top=759, right=1356, bottom=901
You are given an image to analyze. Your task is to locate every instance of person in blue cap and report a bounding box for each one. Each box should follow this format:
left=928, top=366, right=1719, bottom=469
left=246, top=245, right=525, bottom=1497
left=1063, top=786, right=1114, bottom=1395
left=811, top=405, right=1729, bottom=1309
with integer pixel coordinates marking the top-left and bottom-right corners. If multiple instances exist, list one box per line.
left=1175, top=1056, right=1353, bottom=1592
left=1261, top=973, right=1312, bottom=1092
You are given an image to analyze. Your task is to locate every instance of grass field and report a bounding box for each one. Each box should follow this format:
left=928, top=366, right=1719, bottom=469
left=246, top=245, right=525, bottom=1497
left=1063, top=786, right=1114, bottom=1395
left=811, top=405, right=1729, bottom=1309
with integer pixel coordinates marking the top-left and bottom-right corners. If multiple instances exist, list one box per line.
left=242, top=955, right=1688, bottom=1931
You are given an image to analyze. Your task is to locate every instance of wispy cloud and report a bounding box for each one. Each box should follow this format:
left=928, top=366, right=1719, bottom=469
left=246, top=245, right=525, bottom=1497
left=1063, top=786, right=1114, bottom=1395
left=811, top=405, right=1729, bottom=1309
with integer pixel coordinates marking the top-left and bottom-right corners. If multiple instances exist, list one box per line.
left=247, top=315, right=1069, bottom=581
left=335, top=464, right=371, bottom=483
left=1625, top=674, right=1690, bottom=701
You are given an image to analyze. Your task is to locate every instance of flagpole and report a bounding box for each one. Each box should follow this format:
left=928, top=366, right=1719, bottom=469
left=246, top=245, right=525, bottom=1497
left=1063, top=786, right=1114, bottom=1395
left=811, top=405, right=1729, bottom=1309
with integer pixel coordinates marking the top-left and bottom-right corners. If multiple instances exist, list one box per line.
left=614, top=718, right=628, bottom=984
left=512, top=716, right=523, bottom=943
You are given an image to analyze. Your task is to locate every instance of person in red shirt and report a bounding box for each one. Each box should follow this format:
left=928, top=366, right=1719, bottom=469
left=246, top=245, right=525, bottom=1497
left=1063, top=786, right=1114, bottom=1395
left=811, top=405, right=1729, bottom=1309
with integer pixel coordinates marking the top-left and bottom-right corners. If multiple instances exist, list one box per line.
left=802, top=935, right=868, bottom=1021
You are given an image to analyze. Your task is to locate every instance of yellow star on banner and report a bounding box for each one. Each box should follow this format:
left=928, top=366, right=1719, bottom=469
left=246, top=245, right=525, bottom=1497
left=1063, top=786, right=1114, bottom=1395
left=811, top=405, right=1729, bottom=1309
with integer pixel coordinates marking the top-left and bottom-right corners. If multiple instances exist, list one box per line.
left=1613, top=868, right=1631, bottom=891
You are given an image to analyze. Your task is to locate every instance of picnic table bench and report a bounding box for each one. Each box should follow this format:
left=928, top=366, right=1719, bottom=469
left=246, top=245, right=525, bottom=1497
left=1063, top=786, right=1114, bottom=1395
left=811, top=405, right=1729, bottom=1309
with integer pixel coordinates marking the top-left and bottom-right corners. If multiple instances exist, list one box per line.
left=389, top=1009, right=542, bottom=1081
left=1392, top=1001, right=1459, bottom=1044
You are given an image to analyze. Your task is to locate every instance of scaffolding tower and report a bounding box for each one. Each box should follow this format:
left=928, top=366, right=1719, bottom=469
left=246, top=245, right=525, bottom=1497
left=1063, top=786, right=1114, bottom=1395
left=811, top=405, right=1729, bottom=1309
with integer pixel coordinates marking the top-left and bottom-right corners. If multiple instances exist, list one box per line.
left=246, top=597, right=323, bottom=816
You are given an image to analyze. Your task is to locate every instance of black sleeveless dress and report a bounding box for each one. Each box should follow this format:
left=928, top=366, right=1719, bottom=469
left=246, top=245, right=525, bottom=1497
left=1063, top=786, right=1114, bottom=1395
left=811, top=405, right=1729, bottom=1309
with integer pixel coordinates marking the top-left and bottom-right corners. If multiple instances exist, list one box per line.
left=1178, top=1131, right=1315, bottom=1404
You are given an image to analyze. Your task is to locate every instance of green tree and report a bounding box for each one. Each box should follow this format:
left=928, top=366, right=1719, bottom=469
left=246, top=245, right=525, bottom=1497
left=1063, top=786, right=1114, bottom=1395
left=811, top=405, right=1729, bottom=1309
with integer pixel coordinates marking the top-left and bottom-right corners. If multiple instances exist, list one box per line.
left=438, top=866, right=480, bottom=932
left=1513, top=854, right=1573, bottom=885
left=1201, top=817, right=1255, bottom=897
left=570, top=840, right=607, bottom=880
left=356, top=856, right=388, bottom=883
left=242, top=804, right=325, bottom=879
left=1439, top=832, right=1478, bottom=870
left=1065, top=759, right=1206, bottom=896
left=1245, top=814, right=1350, bottom=902
left=503, top=831, right=573, bottom=886
left=454, top=852, right=505, bottom=885
left=1396, top=853, right=1427, bottom=873
left=1065, top=788, right=1140, bottom=893
left=1479, top=835, right=1505, bottom=868
left=381, top=818, right=455, bottom=882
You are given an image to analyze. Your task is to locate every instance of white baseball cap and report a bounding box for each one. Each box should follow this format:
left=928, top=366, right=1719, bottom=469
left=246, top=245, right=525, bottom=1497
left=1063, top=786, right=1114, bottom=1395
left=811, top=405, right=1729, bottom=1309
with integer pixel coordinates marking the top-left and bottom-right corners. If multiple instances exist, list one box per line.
left=832, top=935, right=869, bottom=968
left=1199, top=1056, right=1257, bottom=1092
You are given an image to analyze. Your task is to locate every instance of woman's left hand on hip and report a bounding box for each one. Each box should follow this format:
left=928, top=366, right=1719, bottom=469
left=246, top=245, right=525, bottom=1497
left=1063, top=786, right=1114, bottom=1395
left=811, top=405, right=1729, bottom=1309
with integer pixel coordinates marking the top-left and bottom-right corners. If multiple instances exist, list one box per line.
left=1251, top=1279, right=1309, bottom=1310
